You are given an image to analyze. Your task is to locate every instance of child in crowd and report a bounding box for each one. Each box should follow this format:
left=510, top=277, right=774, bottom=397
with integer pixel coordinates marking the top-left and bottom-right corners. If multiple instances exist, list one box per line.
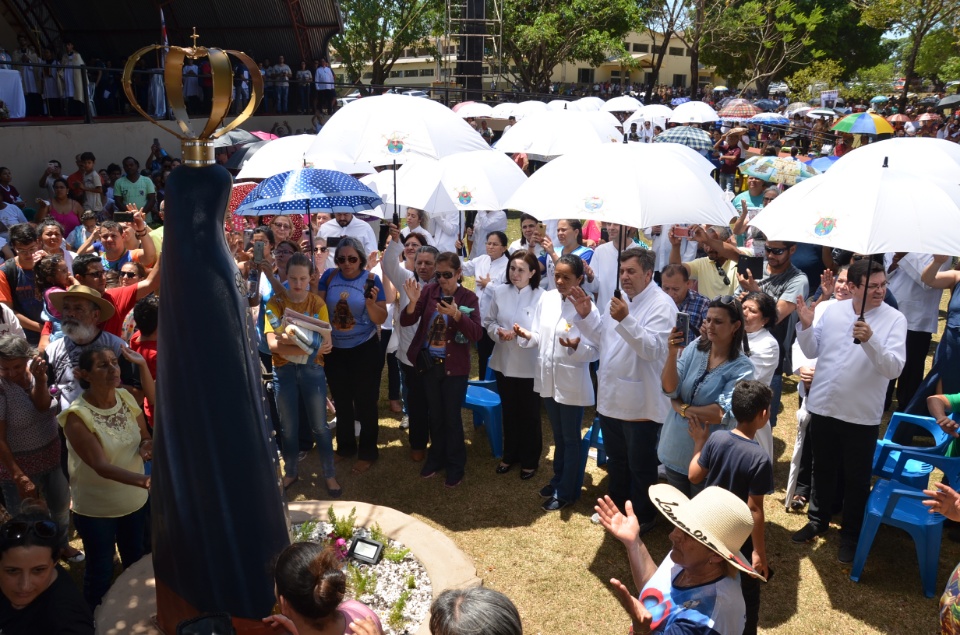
left=688, top=379, right=773, bottom=635
left=34, top=254, right=72, bottom=343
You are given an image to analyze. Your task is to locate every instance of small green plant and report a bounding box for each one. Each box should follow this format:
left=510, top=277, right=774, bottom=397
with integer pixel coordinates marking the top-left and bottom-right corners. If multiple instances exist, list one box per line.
left=387, top=589, right=411, bottom=630
left=406, top=574, right=416, bottom=590
left=327, top=506, right=357, bottom=541
left=368, top=523, right=387, bottom=544
left=347, top=563, right=377, bottom=598
left=293, top=519, right=318, bottom=543
left=383, top=546, right=410, bottom=563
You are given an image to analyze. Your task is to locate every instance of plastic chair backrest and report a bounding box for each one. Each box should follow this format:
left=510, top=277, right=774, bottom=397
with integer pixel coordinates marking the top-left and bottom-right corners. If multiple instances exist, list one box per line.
left=883, top=412, right=951, bottom=452
left=891, top=449, right=960, bottom=488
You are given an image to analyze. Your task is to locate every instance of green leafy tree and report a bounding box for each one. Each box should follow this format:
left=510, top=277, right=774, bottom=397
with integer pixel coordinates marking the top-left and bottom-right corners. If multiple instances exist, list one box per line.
left=840, top=61, right=896, bottom=103
left=856, top=0, right=960, bottom=111
left=943, top=57, right=960, bottom=91
left=699, top=0, right=824, bottom=97
left=913, top=29, right=960, bottom=89
left=793, top=0, right=890, bottom=77
left=785, top=59, right=844, bottom=99
left=501, top=0, right=644, bottom=92
left=331, top=0, right=443, bottom=87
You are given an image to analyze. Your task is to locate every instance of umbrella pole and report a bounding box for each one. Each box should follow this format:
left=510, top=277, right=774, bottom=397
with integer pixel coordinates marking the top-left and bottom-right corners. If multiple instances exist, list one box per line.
left=614, top=227, right=623, bottom=299
left=852, top=253, right=876, bottom=345
left=306, top=199, right=316, bottom=270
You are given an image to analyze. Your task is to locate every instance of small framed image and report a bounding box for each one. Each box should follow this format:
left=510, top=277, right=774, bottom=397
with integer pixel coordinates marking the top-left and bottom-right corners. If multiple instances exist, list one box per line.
left=348, top=536, right=384, bottom=565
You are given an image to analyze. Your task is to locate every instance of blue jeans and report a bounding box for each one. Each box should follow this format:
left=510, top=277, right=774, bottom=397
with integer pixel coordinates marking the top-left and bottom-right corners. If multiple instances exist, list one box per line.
left=719, top=172, right=736, bottom=192
left=277, top=85, right=289, bottom=112
left=542, top=397, right=585, bottom=503
left=1, top=466, right=71, bottom=547
left=73, top=504, right=148, bottom=608
left=273, top=363, right=335, bottom=479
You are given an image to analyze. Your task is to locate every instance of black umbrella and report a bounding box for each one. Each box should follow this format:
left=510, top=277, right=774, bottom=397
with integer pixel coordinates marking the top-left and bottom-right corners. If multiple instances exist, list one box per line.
left=918, top=96, right=939, bottom=106
left=225, top=140, right=268, bottom=170
left=213, top=128, right=262, bottom=148
left=753, top=99, right=779, bottom=112
left=937, top=94, right=960, bottom=109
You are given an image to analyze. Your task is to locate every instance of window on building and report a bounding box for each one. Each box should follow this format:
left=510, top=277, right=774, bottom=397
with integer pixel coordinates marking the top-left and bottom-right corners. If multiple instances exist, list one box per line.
left=633, top=43, right=648, bottom=53
left=482, top=66, right=489, bottom=75
left=669, top=47, right=684, bottom=56
left=672, top=74, right=687, bottom=87
left=610, top=70, right=620, bottom=78
left=404, top=70, right=419, bottom=78
left=389, top=71, right=402, bottom=78
left=420, top=68, right=434, bottom=77
left=577, top=68, right=595, bottom=84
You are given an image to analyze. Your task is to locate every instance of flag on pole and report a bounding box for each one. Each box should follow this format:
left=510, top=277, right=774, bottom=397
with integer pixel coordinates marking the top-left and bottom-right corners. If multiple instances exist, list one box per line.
left=160, top=8, right=169, bottom=52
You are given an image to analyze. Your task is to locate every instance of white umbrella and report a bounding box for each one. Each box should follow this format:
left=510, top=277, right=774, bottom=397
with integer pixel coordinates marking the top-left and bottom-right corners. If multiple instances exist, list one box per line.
left=454, top=101, right=494, bottom=119
left=392, top=150, right=527, bottom=212
left=512, top=100, right=548, bottom=120
left=235, top=134, right=317, bottom=180
left=624, top=104, right=674, bottom=129
left=670, top=100, right=719, bottom=124
left=503, top=143, right=732, bottom=229
left=547, top=99, right=571, bottom=111
left=305, top=93, right=490, bottom=167
left=571, top=96, right=605, bottom=112
left=305, top=151, right=375, bottom=176
left=493, top=110, right=621, bottom=159
left=490, top=103, right=517, bottom=119
left=602, top=95, right=643, bottom=113
left=837, top=137, right=960, bottom=183
left=749, top=160, right=960, bottom=255
left=805, top=108, right=836, bottom=119
left=585, top=110, right=624, bottom=129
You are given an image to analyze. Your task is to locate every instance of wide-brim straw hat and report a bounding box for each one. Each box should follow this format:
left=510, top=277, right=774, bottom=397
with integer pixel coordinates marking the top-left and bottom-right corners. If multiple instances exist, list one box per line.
left=649, top=483, right=765, bottom=581
left=49, top=285, right=115, bottom=321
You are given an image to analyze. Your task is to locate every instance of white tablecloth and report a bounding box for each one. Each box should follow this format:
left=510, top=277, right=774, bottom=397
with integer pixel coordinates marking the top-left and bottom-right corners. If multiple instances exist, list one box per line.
left=0, top=69, right=25, bottom=118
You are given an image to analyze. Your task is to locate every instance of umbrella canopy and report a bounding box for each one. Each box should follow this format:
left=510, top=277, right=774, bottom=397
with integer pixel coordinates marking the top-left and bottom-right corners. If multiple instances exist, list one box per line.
left=490, top=103, right=517, bottom=119
left=235, top=168, right=383, bottom=217
left=918, top=96, right=940, bottom=106
left=571, top=97, right=605, bottom=112
left=750, top=155, right=960, bottom=254
left=670, top=96, right=691, bottom=106
left=886, top=113, right=912, bottom=123
left=391, top=150, right=527, bottom=213
left=251, top=131, right=279, bottom=141
left=870, top=95, right=889, bottom=104
left=547, top=99, right=571, bottom=111
left=504, top=143, right=731, bottom=229
left=805, top=108, right=837, bottom=120
left=305, top=152, right=376, bottom=176
left=713, top=86, right=729, bottom=91
left=718, top=100, right=761, bottom=121
left=236, top=134, right=318, bottom=180
left=652, top=125, right=714, bottom=152
left=747, top=112, right=790, bottom=125
left=213, top=128, right=262, bottom=148
left=305, top=94, right=490, bottom=167
left=493, top=110, right=621, bottom=159
left=739, top=156, right=820, bottom=186
left=453, top=101, right=494, bottom=119
left=602, top=95, right=643, bottom=113
left=831, top=112, right=894, bottom=135
left=785, top=101, right=811, bottom=115
left=938, top=94, right=960, bottom=109
left=225, top=140, right=268, bottom=170
left=513, top=100, right=549, bottom=120
left=624, top=104, right=674, bottom=128
left=226, top=183, right=257, bottom=232
left=917, top=112, right=942, bottom=123
left=803, top=155, right=839, bottom=172
left=671, top=100, right=719, bottom=124
left=836, top=137, right=960, bottom=183
left=752, top=99, right=780, bottom=112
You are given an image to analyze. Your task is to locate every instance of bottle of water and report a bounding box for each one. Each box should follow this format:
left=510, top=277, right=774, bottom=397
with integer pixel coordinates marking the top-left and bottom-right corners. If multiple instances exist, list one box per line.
left=724, top=182, right=735, bottom=203
left=265, top=310, right=281, bottom=330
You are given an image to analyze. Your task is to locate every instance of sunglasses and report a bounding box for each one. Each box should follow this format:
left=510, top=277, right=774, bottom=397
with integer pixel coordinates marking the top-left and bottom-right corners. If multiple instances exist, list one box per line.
left=0, top=519, right=57, bottom=541
left=713, top=294, right=737, bottom=305
left=119, top=271, right=139, bottom=278
left=82, top=270, right=105, bottom=279
left=762, top=196, right=777, bottom=202
left=314, top=246, right=328, bottom=253
left=715, top=264, right=730, bottom=286
left=335, top=256, right=360, bottom=265
left=435, top=271, right=455, bottom=280
left=764, top=246, right=787, bottom=255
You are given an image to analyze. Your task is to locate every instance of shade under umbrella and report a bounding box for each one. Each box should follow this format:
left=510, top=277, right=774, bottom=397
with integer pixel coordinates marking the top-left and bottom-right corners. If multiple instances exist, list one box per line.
left=392, top=150, right=527, bottom=212
left=653, top=125, right=714, bottom=152
left=234, top=168, right=383, bottom=217
left=493, top=110, right=621, bottom=159
left=504, top=143, right=731, bottom=229
left=602, top=95, right=643, bottom=113
left=225, top=140, right=267, bottom=170
left=671, top=100, right=719, bottom=124
left=305, top=93, right=490, bottom=167
left=236, top=135, right=317, bottom=180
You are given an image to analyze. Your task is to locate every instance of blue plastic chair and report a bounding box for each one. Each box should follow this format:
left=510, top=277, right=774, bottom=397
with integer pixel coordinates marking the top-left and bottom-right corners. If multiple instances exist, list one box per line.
left=468, top=365, right=497, bottom=392
left=462, top=385, right=503, bottom=458
left=873, top=412, right=952, bottom=489
left=851, top=449, right=960, bottom=597
left=577, top=415, right=608, bottom=491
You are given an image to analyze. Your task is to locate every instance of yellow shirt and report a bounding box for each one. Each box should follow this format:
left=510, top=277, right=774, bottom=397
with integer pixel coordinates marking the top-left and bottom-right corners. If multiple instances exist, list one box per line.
left=264, top=291, right=330, bottom=368
left=58, top=389, right=148, bottom=518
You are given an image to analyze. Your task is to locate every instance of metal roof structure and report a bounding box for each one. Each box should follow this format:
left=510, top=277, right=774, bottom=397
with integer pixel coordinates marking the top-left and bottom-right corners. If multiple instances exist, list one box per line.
left=2, top=0, right=343, bottom=65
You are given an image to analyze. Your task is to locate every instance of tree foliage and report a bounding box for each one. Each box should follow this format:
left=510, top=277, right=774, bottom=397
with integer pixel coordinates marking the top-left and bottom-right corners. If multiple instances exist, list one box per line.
left=331, top=0, right=443, bottom=86
left=913, top=29, right=960, bottom=88
left=793, top=0, right=890, bottom=77
left=784, top=59, right=844, bottom=99
left=840, top=61, right=896, bottom=103
left=699, top=0, right=824, bottom=97
left=501, top=0, right=644, bottom=92
left=639, top=0, right=690, bottom=99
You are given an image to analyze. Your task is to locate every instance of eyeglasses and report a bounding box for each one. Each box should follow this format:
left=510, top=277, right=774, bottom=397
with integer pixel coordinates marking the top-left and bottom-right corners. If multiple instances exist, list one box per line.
left=314, top=246, right=328, bottom=253
left=764, top=246, right=787, bottom=255
left=273, top=250, right=295, bottom=257
left=713, top=294, right=737, bottom=306
left=762, top=196, right=777, bottom=202
left=715, top=264, right=730, bottom=286
left=0, top=519, right=57, bottom=541
left=119, top=271, right=139, bottom=279
left=82, top=270, right=105, bottom=279
left=435, top=271, right=455, bottom=280
left=335, top=256, right=360, bottom=265
left=864, top=282, right=888, bottom=291
left=13, top=244, right=38, bottom=255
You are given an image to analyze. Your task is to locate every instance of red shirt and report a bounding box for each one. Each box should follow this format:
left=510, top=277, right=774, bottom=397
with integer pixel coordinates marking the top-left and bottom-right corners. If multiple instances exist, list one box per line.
left=130, top=332, right=157, bottom=426
left=40, top=284, right=138, bottom=338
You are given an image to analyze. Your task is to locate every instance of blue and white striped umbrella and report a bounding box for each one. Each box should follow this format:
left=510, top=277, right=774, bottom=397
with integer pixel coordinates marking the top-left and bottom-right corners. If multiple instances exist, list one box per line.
left=747, top=112, right=790, bottom=125
left=670, top=96, right=691, bottom=106
left=234, top=168, right=383, bottom=217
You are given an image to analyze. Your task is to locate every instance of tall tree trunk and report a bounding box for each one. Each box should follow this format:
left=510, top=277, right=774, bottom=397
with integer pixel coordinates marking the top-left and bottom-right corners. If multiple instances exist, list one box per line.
left=644, top=34, right=670, bottom=103
left=688, top=0, right=703, bottom=98
left=898, top=34, right=923, bottom=114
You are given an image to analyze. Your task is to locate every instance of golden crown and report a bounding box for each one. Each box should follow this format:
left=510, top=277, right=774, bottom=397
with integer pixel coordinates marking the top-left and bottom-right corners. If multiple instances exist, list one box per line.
left=121, top=29, right=263, bottom=167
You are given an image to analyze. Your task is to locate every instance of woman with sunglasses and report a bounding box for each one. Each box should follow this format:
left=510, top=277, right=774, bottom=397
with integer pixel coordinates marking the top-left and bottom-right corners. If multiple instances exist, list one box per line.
left=514, top=254, right=600, bottom=511
left=401, top=252, right=482, bottom=487
left=58, top=346, right=152, bottom=609
left=659, top=295, right=755, bottom=496
left=0, top=509, right=94, bottom=634
left=318, top=238, right=387, bottom=474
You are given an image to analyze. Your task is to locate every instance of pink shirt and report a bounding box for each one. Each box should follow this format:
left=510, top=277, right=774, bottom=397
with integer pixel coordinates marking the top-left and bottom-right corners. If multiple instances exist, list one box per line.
left=338, top=600, right=381, bottom=632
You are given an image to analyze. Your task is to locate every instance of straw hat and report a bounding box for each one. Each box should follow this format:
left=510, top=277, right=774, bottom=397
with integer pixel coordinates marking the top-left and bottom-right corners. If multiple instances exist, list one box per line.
left=649, top=484, right=765, bottom=581
left=48, top=285, right=115, bottom=321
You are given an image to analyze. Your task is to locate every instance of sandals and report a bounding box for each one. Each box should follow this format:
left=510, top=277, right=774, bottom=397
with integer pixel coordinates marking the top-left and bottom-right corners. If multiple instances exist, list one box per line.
left=352, top=460, right=374, bottom=475
left=790, top=495, right=808, bottom=511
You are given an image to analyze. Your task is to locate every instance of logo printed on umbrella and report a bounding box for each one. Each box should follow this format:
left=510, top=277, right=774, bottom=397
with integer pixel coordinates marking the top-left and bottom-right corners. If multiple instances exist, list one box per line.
left=583, top=196, right=603, bottom=211
left=814, top=217, right=837, bottom=236
left=384, top=131, right=408, bottom=154
left=453, top=186, right=474, bottom=205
